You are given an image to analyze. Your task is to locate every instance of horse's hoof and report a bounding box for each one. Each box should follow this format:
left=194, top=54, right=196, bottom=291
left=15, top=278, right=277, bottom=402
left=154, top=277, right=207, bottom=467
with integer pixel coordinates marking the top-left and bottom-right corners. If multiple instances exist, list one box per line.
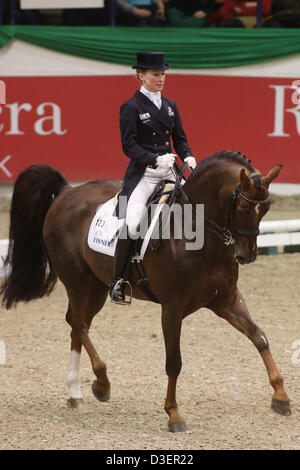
left=67, top=398, right=85, bottom=409
left=271, top=398, right=292, bottom=416
left=168, top=421, right=187, bottom=433
left=92, top=381, right=110, bottom=402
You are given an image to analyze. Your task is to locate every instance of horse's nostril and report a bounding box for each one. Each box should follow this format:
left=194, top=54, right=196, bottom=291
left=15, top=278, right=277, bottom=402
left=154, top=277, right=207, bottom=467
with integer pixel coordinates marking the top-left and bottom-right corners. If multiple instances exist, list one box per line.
left=236, top=255, right=246, bottom=265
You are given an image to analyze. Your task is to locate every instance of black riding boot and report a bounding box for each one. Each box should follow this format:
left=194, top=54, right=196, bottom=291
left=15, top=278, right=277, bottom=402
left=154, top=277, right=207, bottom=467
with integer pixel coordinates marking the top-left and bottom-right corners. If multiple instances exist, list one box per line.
left=110, top=226, right=134, bottom=304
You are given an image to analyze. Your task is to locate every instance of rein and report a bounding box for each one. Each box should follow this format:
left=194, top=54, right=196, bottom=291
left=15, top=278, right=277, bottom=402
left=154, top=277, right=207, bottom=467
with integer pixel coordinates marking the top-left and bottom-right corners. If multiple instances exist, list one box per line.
left=204, top=183, right=269, bottom=246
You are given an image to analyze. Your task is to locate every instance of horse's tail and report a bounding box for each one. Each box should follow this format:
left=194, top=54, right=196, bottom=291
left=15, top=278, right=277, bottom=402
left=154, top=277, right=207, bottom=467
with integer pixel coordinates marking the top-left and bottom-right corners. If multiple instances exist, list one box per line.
left=0, top=164, right=68, bottom=310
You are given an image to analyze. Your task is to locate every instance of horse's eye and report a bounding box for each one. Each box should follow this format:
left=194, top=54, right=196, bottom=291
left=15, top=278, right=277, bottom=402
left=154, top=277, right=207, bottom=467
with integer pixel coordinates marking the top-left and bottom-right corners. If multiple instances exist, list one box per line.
left=238, top=200, right=251, bottom=211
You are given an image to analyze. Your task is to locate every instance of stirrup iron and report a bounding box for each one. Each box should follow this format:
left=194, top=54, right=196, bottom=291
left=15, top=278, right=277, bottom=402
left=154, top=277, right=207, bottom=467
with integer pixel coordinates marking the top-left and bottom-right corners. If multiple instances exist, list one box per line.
left=111, top=278, right=132, bottom=306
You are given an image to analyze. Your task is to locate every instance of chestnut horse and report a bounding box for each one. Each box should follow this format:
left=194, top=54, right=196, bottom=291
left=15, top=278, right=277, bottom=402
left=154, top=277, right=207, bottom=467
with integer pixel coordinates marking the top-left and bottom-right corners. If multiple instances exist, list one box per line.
left=0, top=150, right=291, bottom=432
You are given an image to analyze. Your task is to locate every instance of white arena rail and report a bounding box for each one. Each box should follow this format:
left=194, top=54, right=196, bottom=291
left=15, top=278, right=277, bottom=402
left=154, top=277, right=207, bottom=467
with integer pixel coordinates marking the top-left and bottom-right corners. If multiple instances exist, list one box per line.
left=0, top=219, right=299, bottom=275
left=258, top=219, right=300, bottom=248
left=0, top=239, right=9, bottom=276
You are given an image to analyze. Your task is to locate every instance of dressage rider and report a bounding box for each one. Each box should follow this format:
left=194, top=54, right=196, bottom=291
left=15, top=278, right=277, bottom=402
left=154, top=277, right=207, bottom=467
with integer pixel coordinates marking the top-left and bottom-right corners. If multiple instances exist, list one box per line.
left=110, top=51, right=197, bottom=304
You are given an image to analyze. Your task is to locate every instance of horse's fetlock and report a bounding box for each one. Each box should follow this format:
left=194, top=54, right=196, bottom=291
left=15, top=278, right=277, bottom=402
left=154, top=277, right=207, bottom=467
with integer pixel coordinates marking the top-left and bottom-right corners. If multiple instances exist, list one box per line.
left=66, top=370, right=78, bottom=388
left=94, top=362, right=107, bottom=377
left=270, top=373, right=284, bottom=389
left=164, top=402, right=178, bottom=415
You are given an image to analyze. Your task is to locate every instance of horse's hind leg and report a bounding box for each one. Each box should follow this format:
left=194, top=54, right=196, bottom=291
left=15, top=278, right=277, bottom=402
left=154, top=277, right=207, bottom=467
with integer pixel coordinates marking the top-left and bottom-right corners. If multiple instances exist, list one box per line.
left=66, top=304, right=84, bottom=408
left=211, top=290, right=291, bottom=416
left=65, top=278, right=110, bottom=408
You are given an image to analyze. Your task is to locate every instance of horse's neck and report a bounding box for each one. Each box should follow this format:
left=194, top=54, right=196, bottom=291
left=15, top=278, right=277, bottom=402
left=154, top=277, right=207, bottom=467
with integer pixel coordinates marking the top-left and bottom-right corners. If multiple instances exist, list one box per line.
left=183, top=163, right=240, bottom=218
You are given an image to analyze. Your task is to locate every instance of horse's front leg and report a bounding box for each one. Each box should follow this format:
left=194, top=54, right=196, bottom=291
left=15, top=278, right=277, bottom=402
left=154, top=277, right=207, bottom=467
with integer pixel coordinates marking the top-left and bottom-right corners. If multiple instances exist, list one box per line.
left=211, top=290, right=291, bottom=416
left=161, top=305, right=187, bottom=432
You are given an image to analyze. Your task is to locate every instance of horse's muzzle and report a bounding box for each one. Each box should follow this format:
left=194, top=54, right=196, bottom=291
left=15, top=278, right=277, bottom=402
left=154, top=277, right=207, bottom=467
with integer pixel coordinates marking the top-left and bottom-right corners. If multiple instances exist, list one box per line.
left=235, top=245, right=258, bottom=265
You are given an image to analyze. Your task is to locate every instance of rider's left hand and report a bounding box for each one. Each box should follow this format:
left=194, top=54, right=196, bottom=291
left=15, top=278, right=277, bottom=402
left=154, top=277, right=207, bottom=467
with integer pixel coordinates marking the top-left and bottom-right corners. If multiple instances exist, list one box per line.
left=184, top=156, right=197, bottom=170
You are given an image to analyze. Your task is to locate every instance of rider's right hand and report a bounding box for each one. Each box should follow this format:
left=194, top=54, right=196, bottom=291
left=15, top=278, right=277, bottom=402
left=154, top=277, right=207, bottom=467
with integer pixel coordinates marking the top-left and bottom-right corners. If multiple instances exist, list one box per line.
left=156, top=154, right=176, bottom=169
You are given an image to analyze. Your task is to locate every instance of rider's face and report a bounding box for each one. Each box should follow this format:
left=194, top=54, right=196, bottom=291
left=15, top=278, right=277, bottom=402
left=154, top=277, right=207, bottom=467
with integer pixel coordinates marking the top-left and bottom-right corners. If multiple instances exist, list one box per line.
left=139, top=69, right=166, bottom=92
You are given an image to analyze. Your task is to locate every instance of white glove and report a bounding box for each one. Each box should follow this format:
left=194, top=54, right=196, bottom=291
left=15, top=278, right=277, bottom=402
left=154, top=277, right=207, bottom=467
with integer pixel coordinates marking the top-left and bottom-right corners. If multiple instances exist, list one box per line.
left=156, top=153, right=176, bottom=169
left=184, top=156, right=197, bottom=170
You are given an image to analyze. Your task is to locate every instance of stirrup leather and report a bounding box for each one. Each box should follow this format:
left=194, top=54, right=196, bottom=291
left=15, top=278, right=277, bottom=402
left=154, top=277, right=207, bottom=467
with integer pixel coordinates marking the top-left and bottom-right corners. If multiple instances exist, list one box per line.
left=110, top=278, right=132, bottom=305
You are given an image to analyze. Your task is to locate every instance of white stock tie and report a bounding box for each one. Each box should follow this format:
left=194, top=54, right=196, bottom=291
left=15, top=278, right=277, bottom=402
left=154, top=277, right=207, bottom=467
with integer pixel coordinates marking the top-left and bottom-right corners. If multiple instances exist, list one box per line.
left=152, top=94, right=162, bottom=110
left=140, top=85, right=162, bottom=109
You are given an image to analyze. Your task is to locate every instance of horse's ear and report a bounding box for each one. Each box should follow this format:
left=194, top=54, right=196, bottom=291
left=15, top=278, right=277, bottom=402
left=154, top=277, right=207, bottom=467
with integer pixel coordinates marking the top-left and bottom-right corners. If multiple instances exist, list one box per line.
left=240, top=168, right=251, bottom=191
left=263, top=164, right=283, bottom=188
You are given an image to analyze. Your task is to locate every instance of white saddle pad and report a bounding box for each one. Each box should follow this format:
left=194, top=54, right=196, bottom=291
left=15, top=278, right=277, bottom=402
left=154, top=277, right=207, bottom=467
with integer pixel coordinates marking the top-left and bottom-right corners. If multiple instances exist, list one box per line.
left=87, top=187, right=173, bottom=259
left=87, top=197, right=124, bottom=257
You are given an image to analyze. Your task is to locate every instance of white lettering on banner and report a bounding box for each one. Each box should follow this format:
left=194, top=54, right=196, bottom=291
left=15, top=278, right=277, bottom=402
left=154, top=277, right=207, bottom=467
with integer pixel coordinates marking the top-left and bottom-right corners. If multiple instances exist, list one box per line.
left=291, top=80, right=300, bottom=105
left=268, top=85, right=300, bottom=137
left=0, top=80, right=6, bottom=105
left=0, top=155, right=12, bottom=178
left=34, top=102, right=67, bottom=136
left=0, top=102, right=67, bottom=135
left=0, top=106, right=3, bottom=133
left=286, top=103, right=300, bottom=135
left=5, top=103, right=32, bottom=135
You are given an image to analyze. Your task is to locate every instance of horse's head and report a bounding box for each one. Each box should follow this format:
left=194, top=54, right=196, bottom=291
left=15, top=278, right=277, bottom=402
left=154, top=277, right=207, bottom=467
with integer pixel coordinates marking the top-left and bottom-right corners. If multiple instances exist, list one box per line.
left=183, top=152, right=283, bottom=264
left=233, top=164, right=282, bottom=265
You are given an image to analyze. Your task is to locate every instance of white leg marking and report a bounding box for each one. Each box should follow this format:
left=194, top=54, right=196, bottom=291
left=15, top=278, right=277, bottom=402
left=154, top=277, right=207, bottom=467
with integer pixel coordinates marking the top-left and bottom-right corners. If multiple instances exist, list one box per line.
left=66, top=350, right=83, bottom=399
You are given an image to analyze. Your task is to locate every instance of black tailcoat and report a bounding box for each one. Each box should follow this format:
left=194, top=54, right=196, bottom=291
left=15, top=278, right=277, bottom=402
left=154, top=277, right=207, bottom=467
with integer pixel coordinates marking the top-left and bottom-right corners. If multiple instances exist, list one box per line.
left=118, top=90, right=194, bottom=201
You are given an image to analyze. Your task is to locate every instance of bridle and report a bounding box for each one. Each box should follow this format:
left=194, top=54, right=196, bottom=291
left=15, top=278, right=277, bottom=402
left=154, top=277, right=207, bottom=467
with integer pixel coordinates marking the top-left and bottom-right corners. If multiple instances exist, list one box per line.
left=204, top=182, right=269, bottom=246
left=169, top=164, right=269, bottom=247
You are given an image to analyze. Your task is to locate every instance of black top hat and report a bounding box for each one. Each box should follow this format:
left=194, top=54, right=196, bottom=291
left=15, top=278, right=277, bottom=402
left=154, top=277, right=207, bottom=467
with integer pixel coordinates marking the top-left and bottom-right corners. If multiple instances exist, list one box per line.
left=132, top=52, right=170, bottom=70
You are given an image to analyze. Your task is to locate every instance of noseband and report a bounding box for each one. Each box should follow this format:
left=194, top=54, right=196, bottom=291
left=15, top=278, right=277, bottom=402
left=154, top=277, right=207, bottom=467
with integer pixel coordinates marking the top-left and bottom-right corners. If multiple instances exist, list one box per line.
left=205, top=183, right=269, bottom=246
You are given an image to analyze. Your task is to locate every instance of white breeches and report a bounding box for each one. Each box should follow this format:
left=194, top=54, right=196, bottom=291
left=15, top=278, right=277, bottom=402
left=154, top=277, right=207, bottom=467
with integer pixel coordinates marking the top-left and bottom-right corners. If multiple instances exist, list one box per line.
left=126, top=166, right=176, bottom=236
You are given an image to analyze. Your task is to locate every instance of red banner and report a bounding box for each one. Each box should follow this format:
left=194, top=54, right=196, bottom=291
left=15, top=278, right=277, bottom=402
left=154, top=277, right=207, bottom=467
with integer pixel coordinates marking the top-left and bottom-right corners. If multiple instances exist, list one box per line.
left=0, top=75, right=299, bottom=183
